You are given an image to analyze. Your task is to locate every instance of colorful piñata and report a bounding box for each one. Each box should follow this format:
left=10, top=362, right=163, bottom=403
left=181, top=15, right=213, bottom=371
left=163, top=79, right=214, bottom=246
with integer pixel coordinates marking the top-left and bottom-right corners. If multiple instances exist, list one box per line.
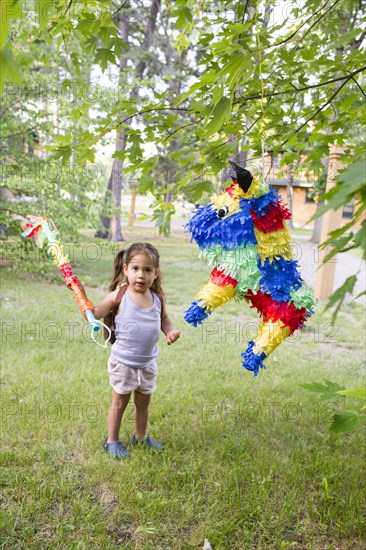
left=184, top=162, right=315, bottom=376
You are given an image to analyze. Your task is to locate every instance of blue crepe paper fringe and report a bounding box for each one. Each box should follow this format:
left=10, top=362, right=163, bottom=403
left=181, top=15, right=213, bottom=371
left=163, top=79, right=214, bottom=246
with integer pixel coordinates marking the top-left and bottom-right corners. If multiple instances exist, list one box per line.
left=185, top=203, right=257, bottom=250
left=241, top=341, right=267, bottom=377
left=258, top=256, right=302, bottom=303
left=249, top=187, right=278, bottom=217
left=184, top=301, right=211, bottom=327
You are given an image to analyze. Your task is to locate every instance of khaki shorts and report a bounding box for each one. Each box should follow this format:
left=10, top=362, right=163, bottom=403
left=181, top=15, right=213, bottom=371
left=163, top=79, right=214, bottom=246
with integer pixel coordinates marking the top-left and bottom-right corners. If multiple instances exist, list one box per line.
left=107, top=356, right=158, bottom=395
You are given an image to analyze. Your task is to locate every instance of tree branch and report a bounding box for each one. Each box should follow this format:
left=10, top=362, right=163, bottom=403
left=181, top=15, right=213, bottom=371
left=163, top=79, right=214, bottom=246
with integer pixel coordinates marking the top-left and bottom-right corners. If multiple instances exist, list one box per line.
left=162, top=116, right=205, bottom=143
left=253, top=0, right=331, bottom=51
left=47, top=0, right=73, bottom=33
left=112, top=0, right=129, bottom=17
left=236, top=66, right=366, bottom=104
left=242, top=0, right=250, bottom=23
left=351, top=76, right=366, bottom=97
left=97, top=106, right=191, bottom=139
left=289, top=0, right=342, bottom=53
left=350, top=29, right=366, bottom=50
left=243, top=112, right=263, bottom=134
left=2, top=126, right=41, bottom=140
left=281, top=76, right=352, bottom=147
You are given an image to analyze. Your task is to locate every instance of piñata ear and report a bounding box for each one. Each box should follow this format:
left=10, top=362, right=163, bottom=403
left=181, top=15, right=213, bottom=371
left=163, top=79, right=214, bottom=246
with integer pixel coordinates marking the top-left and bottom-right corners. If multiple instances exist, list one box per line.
left=229, top=161, right=253, bottom=193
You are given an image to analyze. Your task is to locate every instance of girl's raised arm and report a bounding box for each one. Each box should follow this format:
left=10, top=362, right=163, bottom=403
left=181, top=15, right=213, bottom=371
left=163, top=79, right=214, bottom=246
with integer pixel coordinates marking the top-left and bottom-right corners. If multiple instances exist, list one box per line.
left=65, top=277, right=117, bottom=321
left=92, top=291, right=118, bottom=320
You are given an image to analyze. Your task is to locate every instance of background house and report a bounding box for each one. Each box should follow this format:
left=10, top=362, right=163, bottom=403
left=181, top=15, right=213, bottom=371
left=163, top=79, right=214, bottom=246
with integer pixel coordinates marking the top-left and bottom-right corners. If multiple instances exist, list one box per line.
left=261, top=151, right=357, bottom=229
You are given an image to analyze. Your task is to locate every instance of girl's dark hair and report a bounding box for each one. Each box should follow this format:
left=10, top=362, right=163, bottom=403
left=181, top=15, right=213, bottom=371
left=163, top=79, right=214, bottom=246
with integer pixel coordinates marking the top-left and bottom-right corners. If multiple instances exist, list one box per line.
left=109, top=242, right=164, bottom=296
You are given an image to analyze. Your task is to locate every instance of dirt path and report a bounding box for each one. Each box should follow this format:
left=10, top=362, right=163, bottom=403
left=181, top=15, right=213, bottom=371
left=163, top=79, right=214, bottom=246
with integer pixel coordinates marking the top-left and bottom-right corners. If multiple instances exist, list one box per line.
left=293, top=236, right=365, bottom=306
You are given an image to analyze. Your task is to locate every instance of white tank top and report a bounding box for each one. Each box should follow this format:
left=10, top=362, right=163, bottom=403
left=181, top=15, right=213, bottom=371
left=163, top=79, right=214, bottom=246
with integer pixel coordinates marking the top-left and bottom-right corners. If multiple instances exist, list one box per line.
left=111, top=290, right=161, bottom=368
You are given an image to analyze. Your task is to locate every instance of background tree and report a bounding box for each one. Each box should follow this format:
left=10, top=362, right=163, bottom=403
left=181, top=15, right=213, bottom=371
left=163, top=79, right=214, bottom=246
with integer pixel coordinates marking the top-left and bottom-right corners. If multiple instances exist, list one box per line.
left=1, top=0, right=365, bottom=283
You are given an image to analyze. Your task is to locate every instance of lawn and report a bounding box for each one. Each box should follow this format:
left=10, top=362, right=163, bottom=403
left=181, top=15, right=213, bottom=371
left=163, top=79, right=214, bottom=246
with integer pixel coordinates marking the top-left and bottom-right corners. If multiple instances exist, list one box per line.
left=1, top=227, right=365, bottom=549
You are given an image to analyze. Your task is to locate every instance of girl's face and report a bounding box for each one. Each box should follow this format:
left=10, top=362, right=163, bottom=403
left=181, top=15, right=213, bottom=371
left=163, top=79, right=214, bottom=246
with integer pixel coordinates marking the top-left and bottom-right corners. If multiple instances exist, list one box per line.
left=123, top=253, right=157, bottom=293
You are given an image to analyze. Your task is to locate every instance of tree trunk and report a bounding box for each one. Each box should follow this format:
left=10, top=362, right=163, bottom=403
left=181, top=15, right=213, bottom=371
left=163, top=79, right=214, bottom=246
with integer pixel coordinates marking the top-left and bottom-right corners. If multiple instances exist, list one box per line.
left=128, top=185, right=137, bottom=226
left=108, top=0, right=161, bottom=241
left=95, top=172, right=112, bottom=238
left=286, top=164, right=294, bottom=230
left=96, top=14, right=129, bottom=240
left=109, top=127, right=126, bottom=241
left=310, top=201, right=324, bottom=243
left=163, top=46, right=185, bottom=233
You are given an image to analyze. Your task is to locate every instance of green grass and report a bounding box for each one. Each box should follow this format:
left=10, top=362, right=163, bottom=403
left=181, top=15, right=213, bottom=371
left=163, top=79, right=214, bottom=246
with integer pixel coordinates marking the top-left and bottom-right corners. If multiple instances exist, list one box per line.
left=1, top=228, right=365, bottom=549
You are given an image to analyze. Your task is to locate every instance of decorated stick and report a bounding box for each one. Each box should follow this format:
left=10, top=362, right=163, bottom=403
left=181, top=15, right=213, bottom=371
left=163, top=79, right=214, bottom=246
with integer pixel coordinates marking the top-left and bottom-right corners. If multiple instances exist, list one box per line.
left=21, top=215, right=100, bottom=332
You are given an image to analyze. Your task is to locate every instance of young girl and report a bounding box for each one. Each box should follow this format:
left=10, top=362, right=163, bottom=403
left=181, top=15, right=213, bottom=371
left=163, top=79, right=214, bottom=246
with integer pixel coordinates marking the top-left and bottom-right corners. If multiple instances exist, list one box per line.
left=73, top=242, right=180, bottom=459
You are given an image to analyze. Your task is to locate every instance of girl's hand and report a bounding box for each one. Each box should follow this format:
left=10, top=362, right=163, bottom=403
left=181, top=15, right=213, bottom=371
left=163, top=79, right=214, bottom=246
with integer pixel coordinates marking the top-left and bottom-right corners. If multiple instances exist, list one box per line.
left=65, top=276, right=74, bottom=290
left=65, top=277, right=85, bottom=295
left=166, top=330, right=180, bottom=345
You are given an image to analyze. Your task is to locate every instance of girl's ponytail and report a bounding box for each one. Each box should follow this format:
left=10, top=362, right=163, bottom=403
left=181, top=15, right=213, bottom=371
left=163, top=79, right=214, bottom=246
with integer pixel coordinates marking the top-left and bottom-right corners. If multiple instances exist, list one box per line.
left=109, top=249, right=126, bottom=291
left=150, top=265, right=164, bottom=298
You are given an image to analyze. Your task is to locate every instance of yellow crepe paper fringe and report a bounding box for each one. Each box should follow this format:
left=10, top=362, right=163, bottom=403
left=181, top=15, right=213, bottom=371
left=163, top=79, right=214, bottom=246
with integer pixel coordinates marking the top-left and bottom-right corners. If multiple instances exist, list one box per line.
left=254, top=227, right=294, bottom=263
left=212, top=190, right=242, bottom=217
left=196, top=281, right=236, bottom=312
left=211, top=178, right=267, bottom=219
left=48, top=243, right=69, bottom=267
left=253, top=320, right=291, bottom=356
left=237, top=176, right=263, bottom=199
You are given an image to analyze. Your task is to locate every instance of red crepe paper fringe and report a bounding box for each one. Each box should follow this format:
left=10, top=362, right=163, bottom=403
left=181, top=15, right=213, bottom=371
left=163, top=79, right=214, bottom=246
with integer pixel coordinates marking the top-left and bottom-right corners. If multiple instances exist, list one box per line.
left=210, top=267, right=238, bottom=287
left=246, top=290, right=307, bottom=333
left=250, top=200, right=291, bottom=234
left=225, top=182, right=237, bottom=197
left=60, top=263, right=80, bottom=285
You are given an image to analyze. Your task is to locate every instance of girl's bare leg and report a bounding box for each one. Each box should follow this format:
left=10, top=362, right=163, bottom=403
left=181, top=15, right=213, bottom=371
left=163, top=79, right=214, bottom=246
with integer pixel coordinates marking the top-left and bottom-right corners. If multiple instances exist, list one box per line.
left=134, top=391, right=151, bottom=440
left=107, top=390, right=131, bottom=443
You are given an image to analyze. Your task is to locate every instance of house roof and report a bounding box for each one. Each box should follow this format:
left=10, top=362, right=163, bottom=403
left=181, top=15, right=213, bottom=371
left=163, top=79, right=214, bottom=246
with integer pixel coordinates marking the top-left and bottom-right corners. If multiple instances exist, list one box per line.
left=266, top=178, right=314, bottom=189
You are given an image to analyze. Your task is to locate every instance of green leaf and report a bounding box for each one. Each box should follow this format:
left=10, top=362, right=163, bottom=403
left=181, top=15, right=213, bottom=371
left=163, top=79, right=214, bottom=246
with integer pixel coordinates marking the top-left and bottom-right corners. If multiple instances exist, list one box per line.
left=330, top=410, right=365, bottom=433
left=94, top=48, right=118, bottom=72
left=354, top=290, right=366, bottom=300
left=50, top=146, right=72, bottom=163
left=315, top=159, right=366, bottom=216
left=77, top=17, right=98, bottom=36
left=0, top=48, right=22, bottom=91
left=138, top=175, right=154, bottom=194
left=321, top=234, right=353, bottom=263
left=354, top=221, right=366, bottom=256
left=151, top=203, right=175, bottom=237
left=300, top=49, right=314, bottom=61
left=326, top=219, right=357, bottom=240
left=322, top=159, right=366, bottom=205
left=323, top=275, right=357, bottom=320
left=337, top=388, right=366, bottom=400
left=203, top=96, right=232, bottom=136
left=327, top=28, right=363, bottom=50
left=37, top=0, right=56, bottom=29
left=109, top=36, right=126, bottom=59
left=278, top=49, right=293, bottom=64
left=183, top=180, right=212, bottom=203
left=1, top=1, right=23, bottom=49
left=300, top=379, right=345, bottom=400
left=227, top=22, right=251, bottom=36
left=218, top=53, right=253, bottom=90
left=210, top=37, right=238, bottom=55
left=172, top=6, right=192, bottom=29
left=176, top=81, right=206, bottom=105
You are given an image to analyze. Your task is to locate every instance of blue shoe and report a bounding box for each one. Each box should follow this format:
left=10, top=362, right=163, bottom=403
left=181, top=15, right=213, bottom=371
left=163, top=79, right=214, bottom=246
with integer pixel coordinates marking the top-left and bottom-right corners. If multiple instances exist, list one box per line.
left=131, top=434, right=163, bottom=451
left=103, top=438, right=128, bottom=459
